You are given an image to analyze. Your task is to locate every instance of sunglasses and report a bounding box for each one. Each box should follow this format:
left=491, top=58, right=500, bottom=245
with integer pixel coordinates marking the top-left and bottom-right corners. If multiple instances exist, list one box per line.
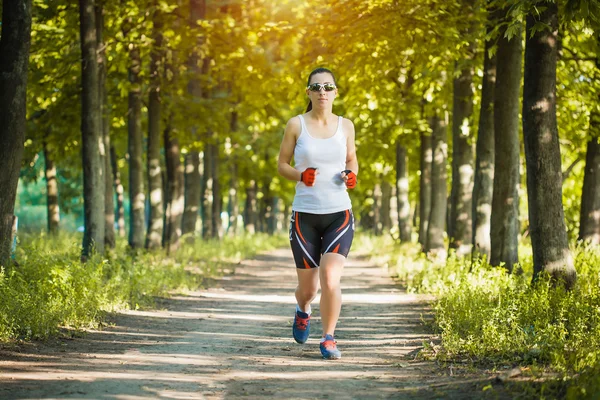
left=307, top=83, right=337, bottom=92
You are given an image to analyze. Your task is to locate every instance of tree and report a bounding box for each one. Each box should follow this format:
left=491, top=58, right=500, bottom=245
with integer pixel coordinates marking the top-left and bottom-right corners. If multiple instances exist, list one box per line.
left=490, top=9, right=522, bottom=271
left=426, top=112, right=449, bottom=259
left=522, top=1, right=576, bottom=288
left=79, top=0, right=105, bottom=258
left=146, top=2, right=164, bottom=249
left=472, top=4, right=497, bottom=260
left=0, top=0, right=33, bottom=266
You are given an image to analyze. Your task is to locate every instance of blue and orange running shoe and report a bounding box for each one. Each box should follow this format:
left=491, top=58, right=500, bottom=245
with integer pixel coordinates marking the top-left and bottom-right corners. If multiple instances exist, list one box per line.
left=320, top=334, right=342, bottom=359
left=292, top=310, right=311, bottom=344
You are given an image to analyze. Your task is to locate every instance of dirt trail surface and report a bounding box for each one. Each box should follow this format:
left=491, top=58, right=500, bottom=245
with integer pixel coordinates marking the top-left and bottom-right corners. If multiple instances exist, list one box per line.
left=0, top=249, right=505, bottom=399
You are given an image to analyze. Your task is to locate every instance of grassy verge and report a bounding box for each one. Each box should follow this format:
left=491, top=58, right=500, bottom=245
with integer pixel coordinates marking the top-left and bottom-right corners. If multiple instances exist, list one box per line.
left=0, top=232, right=287, bottom=342
left=359, top=234, right=600, bottom=399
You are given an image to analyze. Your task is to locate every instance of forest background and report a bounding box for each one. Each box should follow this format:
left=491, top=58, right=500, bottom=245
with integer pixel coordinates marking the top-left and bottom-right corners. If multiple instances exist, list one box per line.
left=2, top=0, right=600, bottom=397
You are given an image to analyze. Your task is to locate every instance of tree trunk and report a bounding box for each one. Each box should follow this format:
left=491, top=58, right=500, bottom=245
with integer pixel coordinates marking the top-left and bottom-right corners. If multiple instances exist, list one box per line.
left=164, top=124, right=184, bottom=253
left=244, top=180, right=257, bottom=234
left=111, top=146, right=126, bottom=237
left=426, top=113, right=448, bottom=257
left=472, top=17, right=497, bottom=260
left=146, top=5, right=164, bottom=249
left=373, top=182, right=383, bottom=236
left=96, top=1, right=115, bottom=248
left=212, top=142, right=222, bottom=238
left=0, top=0, right=31, bottom=266
left=381, top=180, right=392, bottom=231
left=43, top=141, right=60, bottom=234
left=396, top=143, right=411, bottom=242
left=126, top=43, right=145, bottom=248
left=227, top=161, right=239, bottom=236
left=419, top=132, right=432, bottom=247
left=202, top=143, right=214, bottom=238
left=448, top=60, right=475, bottom=256
left=490, top=21, right=522, bottom=271
left=79, top=0, right=105, bottom=258
left=579, top=138, right=600, bottom=244
left=183, top=151, right=201, bottom=237
left=523, top=2, right=576, bottom=288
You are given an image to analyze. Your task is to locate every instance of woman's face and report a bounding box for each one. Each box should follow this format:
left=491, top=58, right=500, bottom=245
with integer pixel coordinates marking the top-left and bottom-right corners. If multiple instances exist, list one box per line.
left=306, top=72, right=337, bottom=109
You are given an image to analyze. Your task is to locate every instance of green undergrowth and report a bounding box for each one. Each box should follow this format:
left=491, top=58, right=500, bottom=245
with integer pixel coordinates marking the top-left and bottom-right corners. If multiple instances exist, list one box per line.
left=0, top=231, right=287, bottom=342
left=361, top=234, right=600, bottom=399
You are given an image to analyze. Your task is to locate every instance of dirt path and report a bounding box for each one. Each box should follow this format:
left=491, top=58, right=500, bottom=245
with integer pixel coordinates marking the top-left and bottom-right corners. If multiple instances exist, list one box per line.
left=0, top=249, right=507, bottom=399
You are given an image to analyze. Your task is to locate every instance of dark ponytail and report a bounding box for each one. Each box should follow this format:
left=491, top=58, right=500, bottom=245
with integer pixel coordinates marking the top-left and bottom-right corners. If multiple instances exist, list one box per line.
left=305, top=67, right=336, bottom=113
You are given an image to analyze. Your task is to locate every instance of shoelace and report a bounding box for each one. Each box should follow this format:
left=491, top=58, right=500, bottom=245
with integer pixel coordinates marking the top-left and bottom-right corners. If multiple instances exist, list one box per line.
left=295, top=315, right=309, bottom=330
left=322, top=339, right=337, bottom=350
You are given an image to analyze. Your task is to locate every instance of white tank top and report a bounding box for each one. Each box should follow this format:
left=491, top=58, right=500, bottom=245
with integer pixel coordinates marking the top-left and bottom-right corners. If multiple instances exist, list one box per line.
left=292, top=114, right=352, bottom=214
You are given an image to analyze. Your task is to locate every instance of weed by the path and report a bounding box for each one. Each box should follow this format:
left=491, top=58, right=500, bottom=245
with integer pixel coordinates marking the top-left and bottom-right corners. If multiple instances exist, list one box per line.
left=361, top=233, right=600, bottom=398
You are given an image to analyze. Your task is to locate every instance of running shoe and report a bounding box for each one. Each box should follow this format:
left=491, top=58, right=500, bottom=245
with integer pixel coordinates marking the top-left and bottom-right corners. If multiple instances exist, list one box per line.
left=320, top=334, right=341, bottom=359
left=292, top=310, right=311, bottom=344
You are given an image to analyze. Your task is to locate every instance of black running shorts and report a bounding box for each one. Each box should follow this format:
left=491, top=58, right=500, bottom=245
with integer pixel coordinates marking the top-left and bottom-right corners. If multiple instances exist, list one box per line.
left=289, top=209, right=355, bottom=269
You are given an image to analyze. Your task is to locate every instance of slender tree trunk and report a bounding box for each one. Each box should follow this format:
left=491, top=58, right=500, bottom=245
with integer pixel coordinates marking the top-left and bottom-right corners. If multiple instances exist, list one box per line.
left=490, top=22, right=522, bottom=271
left=146, top=5, right=164, bottom=249
left=426, top=113, right=448, bottom=257
left=183, top=152, right=201, bottom=237
left=448, top=60, right=475, bottom=256
left=523, top=2, right=576, bottom=288
left=96, top=1, right=115, bottom=248
left=396, top=143, right=411, bottom=241
left=227, top=161, right=239, bottom=236
left=373, top=181, right=383, bottom=235
left=164, top=124, right=184, bottom=253
left=579, top=138, right=600, bottom=244
left=202, top=143, right=214, bottom=238
left=111, top=146, right=126, bottom=237
left=419, top=132, right=432, bottom=247
left=126, top=43, right=145, bottom=248
left=244, top=180, right=257, bottom=234
left=43, top=141, right=60, bottom=234
left=381, top=180, right=392, bottom=231
left=472, top=16, right=497, bottom=260
left=212, top=141, right=222, bottom=238
left=79, top=0, right=105, bottom=258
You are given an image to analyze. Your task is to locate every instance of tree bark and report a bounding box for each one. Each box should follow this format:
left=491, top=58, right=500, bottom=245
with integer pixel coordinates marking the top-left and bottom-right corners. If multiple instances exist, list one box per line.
left=79, top=0, right=105, bottom=258
left=448, top=61, right=475, bottom=256
left=426, top=113, right=448, bottom=257
left=164, top=124, right=184, bottom=253
left=244, top=180, right=257, bottom=234
left=145, top=5, right=164, bottom=249
left=523, top=2, right=576, bottom=288
left=212, top=141, right=222, bottom=238
left=396, top=143, right=411, bottom=242
left=579, top=137, right=600, bottom=244
left=96, top=1, right=115, bottom=248
left=381, top=180, right=392, bottom=231
left=419, top=132, right=432, bottom=247
left=183, top=151, right=201, bottom=237
left=126, top=42, right=145, bottom=249
left=43, top=141, right=60, bottom=234
left=373, top=181, right=383, bottom=236
left=227, top=161, right=239, bottom=236
left=111, top=146, right=126, bottom=237
left=472, top=17, right=497, bottom=260
left=490, top=21, right=522, bottom=271
left=202, top=143, right=214, bottom=238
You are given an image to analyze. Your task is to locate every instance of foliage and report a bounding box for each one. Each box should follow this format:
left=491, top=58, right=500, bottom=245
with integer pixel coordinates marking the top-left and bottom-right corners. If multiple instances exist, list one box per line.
left=365, top=234, right=600, bottom=397
left=0, top=232, right=287, bottom=342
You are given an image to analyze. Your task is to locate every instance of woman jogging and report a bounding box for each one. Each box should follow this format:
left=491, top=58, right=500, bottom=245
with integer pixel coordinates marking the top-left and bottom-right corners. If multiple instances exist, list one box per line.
left=277, top=67, right=358, bottom=359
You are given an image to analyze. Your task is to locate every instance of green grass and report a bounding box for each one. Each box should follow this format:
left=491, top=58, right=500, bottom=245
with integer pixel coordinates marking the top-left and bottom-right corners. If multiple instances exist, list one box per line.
left=0, top=231, right=287, bottom=342
left=360, top=234, right=600, bottom=399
